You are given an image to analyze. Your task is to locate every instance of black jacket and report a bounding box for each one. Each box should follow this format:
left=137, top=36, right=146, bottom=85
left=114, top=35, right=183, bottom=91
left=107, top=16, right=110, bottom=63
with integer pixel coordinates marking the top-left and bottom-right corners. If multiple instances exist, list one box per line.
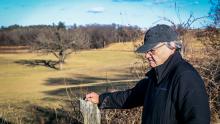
left=98, top=52, right=210, bottom=124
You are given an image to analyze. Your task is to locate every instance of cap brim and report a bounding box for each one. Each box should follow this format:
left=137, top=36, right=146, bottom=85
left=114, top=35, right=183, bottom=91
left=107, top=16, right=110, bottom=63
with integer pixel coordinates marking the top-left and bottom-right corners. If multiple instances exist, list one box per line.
left=136, top=43, right=157, bottom=53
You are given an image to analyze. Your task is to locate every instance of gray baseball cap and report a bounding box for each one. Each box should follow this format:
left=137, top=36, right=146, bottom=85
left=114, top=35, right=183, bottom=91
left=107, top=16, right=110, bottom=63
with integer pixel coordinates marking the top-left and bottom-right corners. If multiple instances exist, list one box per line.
left=136, top=24, right=178, bottom=53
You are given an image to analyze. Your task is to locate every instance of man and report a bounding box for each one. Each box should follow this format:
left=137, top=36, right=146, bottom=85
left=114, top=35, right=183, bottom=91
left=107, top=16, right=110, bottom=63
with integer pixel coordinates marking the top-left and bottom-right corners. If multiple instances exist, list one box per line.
left=85, top=24, right=210, bottom=124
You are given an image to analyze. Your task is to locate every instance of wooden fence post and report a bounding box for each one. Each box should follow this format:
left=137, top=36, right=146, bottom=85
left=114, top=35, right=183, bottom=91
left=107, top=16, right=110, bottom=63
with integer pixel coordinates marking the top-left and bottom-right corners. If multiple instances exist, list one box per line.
left=79, top=99, right=101, bottom=124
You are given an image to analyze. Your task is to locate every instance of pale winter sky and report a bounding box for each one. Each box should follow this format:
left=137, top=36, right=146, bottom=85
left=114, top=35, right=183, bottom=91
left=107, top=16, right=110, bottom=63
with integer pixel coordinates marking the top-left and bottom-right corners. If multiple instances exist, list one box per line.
left=0, top=0, right=212, bottom=28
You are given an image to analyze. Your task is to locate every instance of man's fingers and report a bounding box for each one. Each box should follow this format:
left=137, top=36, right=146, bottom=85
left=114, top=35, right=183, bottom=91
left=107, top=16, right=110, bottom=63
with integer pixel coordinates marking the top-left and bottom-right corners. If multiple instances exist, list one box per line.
left=85, top=93, right=93, bottom=101
left=87, top=97, right=92, bottom=101
left=85, top=97, right=94, bottom=103
left=84, top=92, right=99, bottom=104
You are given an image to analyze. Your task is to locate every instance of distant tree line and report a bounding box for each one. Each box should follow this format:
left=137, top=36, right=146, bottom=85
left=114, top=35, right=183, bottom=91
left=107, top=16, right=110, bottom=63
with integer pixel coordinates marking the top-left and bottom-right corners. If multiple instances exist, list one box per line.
left=0, top=23, right=143, bottom=49
left=0, top=22, right=143, bottom=70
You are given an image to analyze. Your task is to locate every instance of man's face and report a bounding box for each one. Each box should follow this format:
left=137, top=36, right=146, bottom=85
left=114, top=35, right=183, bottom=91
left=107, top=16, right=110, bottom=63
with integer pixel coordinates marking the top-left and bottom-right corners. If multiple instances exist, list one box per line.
left=145, top=42, right=174, bottom=68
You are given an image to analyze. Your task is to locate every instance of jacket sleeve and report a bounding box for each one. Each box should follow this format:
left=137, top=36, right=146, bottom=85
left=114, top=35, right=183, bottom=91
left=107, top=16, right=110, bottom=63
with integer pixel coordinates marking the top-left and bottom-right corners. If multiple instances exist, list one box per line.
left=176, top=70, right=210, bottom=124
left=98, top=78, right=149, bottom=109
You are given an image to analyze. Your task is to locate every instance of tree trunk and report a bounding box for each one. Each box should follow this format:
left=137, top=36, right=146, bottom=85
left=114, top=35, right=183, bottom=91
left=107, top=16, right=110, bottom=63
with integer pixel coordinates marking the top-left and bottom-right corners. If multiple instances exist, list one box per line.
left=58, top=53, right=65, bottom=70
left=59, top=61, right=63, bottom=70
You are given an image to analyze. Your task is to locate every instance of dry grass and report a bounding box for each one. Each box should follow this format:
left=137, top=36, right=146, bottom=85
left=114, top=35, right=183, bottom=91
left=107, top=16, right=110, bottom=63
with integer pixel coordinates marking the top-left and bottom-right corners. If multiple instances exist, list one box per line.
left=0, top=42, right=139, bottom=123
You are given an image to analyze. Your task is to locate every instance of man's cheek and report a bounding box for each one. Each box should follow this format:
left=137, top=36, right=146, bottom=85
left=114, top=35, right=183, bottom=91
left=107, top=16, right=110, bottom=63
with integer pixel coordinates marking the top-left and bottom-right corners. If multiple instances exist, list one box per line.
left=151, top=56, right=158, bottom=62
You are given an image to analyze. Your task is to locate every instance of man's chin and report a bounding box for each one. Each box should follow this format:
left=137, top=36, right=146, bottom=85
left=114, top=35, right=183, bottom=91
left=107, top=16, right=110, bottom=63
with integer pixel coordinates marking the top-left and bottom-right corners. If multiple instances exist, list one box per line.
left=149, top=64, right=157, bottom=68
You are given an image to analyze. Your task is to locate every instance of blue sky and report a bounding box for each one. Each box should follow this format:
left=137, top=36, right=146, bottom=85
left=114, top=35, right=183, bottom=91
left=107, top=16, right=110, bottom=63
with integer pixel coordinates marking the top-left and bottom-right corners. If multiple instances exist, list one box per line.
left=0, top=0, right=212, bottom=28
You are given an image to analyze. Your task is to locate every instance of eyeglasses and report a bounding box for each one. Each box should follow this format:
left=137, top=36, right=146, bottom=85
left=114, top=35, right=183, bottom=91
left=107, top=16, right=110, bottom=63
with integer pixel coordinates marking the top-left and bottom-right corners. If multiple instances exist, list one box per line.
left=146, top=43, right=165, bottom=54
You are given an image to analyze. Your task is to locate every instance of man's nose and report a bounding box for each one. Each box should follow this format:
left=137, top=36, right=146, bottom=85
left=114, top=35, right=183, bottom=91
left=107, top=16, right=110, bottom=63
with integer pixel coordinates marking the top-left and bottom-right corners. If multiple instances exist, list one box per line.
left=145, top=52, right=151, bottom=59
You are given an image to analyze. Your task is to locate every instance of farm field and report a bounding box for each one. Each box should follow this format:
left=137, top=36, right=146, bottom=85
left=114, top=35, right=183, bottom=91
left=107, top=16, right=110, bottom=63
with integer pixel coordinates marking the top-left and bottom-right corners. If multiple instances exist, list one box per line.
left=0, top=42, right=140, bottom=123
left=0, top=42, right=139, bottom=99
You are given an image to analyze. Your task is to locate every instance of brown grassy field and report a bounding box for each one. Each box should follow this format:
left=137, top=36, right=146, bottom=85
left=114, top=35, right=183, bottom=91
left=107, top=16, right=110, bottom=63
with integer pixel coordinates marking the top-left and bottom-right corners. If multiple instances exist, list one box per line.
left=0, top=42, right=141, bottom=123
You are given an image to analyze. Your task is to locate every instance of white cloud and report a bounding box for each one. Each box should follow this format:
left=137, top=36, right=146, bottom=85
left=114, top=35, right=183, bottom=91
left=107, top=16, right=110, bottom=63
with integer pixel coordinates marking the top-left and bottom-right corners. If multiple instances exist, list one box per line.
left=112, top=0, right=144, bottom=2
left=193, top=1, right=199, bottom=5
left=153, top=0, right=169, bottom=4
left=87, top=7, right=105, bottom=13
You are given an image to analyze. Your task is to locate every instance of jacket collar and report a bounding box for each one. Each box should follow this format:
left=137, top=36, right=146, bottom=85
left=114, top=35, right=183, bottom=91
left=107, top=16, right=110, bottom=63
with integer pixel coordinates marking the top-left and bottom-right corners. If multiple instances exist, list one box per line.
left=147, top=51, right=183, bottom=84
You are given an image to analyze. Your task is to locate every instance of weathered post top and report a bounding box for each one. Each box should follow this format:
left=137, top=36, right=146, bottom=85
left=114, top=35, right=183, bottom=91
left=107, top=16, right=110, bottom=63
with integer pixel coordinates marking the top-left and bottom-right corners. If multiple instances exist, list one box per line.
left=79, top=99, right=101, bottom=124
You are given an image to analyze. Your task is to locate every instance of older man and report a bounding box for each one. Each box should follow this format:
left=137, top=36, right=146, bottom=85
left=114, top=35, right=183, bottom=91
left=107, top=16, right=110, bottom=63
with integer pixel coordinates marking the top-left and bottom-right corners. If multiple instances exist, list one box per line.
left=85, top=24, right=210, bottom=124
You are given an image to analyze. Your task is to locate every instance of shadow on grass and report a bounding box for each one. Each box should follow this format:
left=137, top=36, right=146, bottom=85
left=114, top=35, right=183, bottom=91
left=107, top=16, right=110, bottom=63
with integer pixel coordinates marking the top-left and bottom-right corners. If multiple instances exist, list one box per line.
left=15, top=59, right=59, bottom=70
left=0, top=118, right=11, bottom=124
left=45, top=73, right=133, bottom=86
left=28, top=105, right=83, bottom=124
left=44, top=81, right=136, bottom=97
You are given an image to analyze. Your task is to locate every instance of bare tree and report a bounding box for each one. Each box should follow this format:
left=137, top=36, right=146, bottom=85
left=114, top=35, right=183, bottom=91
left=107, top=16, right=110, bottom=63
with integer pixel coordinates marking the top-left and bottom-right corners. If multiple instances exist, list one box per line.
left=32, top=27, right=80, bottom=70
left=209, top=0, right=220, bottom=27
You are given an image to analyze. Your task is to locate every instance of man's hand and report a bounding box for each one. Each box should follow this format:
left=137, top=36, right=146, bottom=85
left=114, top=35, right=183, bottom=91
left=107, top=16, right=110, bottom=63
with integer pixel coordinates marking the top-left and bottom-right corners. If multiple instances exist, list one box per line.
left=85, top=92, right=99, bottom=104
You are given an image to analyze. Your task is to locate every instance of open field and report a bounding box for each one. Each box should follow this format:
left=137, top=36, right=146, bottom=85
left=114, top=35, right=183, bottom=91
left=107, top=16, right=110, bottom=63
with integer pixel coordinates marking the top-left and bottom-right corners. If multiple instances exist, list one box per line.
left=0, top=42, right=141, bottom=123
left=0, top=42, right=139, bottom=100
